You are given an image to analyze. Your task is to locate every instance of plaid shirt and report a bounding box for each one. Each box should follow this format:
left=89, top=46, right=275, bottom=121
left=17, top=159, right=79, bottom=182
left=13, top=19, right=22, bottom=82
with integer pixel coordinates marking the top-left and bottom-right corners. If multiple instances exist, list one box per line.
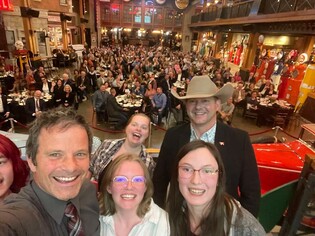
left=190, top=123, right=217, bottom=144
left=89, top=138, right=155, bottom=181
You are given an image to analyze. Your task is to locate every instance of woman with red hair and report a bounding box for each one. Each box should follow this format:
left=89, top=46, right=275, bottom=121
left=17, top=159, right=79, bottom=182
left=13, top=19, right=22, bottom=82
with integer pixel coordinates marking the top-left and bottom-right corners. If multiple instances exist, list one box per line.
left=0, top=134, right=29, bottom=203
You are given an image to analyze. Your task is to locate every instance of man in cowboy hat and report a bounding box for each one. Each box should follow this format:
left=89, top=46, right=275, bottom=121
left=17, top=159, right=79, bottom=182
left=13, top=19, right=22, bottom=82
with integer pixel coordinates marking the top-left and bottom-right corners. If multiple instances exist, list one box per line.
left=153, top=75, right=261, bottom=217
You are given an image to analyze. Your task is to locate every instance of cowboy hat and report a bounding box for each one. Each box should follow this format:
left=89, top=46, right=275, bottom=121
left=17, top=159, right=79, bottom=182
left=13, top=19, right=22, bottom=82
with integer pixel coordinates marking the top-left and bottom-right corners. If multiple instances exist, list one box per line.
left=171, top=75, right=234, bottom=103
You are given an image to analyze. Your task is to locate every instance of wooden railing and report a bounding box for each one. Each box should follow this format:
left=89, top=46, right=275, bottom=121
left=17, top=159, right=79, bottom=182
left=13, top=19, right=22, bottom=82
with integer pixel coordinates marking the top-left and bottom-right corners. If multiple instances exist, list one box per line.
left=191, top=0, right=315, bottom=24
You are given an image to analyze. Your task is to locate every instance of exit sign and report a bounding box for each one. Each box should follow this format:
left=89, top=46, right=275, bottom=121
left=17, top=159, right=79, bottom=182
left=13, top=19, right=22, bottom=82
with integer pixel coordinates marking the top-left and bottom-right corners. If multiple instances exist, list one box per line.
left=0, top=0, right=13, bottom=11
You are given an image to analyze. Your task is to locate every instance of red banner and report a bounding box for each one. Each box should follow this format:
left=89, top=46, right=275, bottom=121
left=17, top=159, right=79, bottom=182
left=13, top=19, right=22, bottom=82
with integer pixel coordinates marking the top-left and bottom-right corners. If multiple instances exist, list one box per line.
left=0, top=0, right=13, bottom=11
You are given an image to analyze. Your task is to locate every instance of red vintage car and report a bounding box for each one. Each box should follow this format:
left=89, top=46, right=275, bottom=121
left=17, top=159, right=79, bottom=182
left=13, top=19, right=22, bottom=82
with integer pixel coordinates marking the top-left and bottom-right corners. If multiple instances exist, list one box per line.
left=254, top=124, right=315, bottom=233
left=254, top=124, right=315, bottom=194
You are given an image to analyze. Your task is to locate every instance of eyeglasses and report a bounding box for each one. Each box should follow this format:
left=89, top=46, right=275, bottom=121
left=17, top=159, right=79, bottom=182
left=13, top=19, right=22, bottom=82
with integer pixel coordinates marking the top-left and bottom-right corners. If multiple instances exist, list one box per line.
left=112, top=175, right=146, bottom=187
left=178, top=165, right=219, bottom=179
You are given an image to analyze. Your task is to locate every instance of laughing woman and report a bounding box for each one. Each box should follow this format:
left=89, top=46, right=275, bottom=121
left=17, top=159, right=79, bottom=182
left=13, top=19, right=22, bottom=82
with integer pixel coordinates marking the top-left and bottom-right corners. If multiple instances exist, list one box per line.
left=89, top=113, right=155, bottom=181
left=166, top=140, right=265, bottom=236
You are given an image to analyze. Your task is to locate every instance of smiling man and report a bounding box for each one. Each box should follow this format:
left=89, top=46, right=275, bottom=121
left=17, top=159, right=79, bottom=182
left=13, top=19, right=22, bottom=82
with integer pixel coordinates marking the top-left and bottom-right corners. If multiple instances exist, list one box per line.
left=153, top=75, right=261, bottom=218
left=0, top=107, right=100, bottom=235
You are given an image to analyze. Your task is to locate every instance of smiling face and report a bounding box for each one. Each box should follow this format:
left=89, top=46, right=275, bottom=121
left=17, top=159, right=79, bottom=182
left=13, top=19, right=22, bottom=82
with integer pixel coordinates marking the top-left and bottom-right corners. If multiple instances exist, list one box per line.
left=27, top=125, right=90, bottom=201
left=107, top=161, right=147, bottom=213
left=185, top=97, right=220, bottom=133
left=178, top=147, right=219, bottom=209
left=0, top=155, right=14, bottom=202
left=125, top=114, right=150, bottom=146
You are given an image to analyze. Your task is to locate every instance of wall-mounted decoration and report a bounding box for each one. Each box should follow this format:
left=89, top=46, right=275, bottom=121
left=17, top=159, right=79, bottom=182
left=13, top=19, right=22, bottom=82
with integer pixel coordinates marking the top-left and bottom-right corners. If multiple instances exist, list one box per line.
left=175, top=0, right=189, bottom=10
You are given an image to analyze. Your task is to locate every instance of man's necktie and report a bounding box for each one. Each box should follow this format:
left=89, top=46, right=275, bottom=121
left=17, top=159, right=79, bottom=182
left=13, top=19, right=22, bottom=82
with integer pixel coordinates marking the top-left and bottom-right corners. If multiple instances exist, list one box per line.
left=35, top=99, right=40, bottom=111
left=64, top=202, right=85, bottom=236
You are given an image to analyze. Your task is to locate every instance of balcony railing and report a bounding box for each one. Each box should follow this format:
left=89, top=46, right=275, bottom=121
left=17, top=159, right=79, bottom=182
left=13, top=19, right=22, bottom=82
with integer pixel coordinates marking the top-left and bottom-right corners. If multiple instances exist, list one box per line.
left=191, top=0, right=315, bottom=24
left=259, top=0, right=315, bottom=14
left=191, top=0, right=253, bottom=23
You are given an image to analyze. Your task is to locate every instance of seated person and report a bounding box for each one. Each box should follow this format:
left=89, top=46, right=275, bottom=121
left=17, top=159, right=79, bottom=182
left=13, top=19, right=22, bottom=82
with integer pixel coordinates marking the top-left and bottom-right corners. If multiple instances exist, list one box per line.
left=264, top=83, right=277, bottom=98
left=232, top=70, right=242, bottom=83
left=51, top=79, right=64, bottom=107
left=247, top=91, right=259, bottom=108
left=244, top=91, right=259, bottom=117
left=61, top=84, right=75, bottom=108
left=259, top=78, right=273, bottom=97
left=89, top=113, right=155, bottom=181
left=40, top=76, right=52, bottom=95
left=107, top=87, right=130, bottom=130
left=232, top=81, right=246, bottom=108
left=151, top=87, right=167, bottom=125
left=0, top=134, right=29, bottom=203
left=218, top=97, right=235, bottom=125
left=25, top=90, right=47, bottom=123
left=245, top=82, right=256, bottom=98
left=131, top=80, right=145, bottom=96
left=98, top=153, right=168, bottom=236
left=76, top=70, right=90, bottom=102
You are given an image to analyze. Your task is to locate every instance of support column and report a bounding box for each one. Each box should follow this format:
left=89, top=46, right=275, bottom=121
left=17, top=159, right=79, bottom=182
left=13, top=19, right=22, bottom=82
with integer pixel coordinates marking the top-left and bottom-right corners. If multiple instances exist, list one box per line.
left=79, top=0, right=86, bottom=44
left=22, top=17, right=36, bottom=53
left=243, top=32, right=259, bottom=69
left=181, top=5, right=194, bottom=52
left=61, top=20, right=68, bottom=50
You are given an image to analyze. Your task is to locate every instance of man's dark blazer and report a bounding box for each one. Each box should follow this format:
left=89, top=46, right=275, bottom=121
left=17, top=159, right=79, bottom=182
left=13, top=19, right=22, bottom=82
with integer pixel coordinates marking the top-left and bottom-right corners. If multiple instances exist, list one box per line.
left=24, top=97, right=47, bottom=123
left=106, top=94, right=126, bottom=119
left=152, top=121, right=261, bottom=217
left=0, top=94, right=10, bottom=116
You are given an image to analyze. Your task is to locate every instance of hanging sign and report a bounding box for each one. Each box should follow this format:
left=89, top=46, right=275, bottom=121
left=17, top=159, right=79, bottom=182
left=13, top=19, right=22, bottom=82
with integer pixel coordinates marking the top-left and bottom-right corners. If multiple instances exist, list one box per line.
left=0, top=0, right=13, bottom=11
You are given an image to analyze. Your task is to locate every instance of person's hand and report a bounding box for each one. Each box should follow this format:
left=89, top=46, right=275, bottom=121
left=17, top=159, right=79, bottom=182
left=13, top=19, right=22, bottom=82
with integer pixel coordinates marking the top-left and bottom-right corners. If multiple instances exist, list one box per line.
left=51, top=81, right=56, bottom=87
left=4, top=112, right=10, bottom=118
left=176, top=104, right=181, bottom=110
left=35, top=111, right=42, bottom=117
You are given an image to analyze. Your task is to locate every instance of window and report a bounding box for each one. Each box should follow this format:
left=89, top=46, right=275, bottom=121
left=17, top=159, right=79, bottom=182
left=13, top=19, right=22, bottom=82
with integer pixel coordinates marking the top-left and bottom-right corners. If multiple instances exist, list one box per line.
left=122, top=4, right=133, bottom=23
left=134, top=6, right=142, bottom=23
left=144, top=8, right=152, bottom=24
left=111, top=4, right=120, bottom=22
left=101, top=6, right=111, bottom=22
left=154, top=7, right=163, bottom=25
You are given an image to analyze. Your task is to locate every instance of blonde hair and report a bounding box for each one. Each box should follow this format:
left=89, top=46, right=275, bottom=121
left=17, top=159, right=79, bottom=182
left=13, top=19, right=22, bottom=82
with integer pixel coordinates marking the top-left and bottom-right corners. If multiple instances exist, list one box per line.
left=98, top=153, right=153, bottom=217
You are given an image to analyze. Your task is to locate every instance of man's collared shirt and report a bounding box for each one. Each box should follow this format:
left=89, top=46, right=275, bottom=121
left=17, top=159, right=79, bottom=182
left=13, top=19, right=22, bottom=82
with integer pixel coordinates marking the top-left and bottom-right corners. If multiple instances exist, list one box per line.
left=190, top=123, right=217, bottom=144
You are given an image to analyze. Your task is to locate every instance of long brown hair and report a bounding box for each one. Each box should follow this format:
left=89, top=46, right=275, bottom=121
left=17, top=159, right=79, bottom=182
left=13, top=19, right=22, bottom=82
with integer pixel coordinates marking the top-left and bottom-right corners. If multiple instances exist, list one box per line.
left=166, top=140, right=240, bottom=236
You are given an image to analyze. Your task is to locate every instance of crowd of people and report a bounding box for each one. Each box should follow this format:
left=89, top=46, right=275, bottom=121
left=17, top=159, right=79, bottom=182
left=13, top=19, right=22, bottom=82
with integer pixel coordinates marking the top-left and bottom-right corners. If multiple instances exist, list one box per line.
left=0, top=44, right=270, bottom=235
left=2, top=42, right=282, bottom=131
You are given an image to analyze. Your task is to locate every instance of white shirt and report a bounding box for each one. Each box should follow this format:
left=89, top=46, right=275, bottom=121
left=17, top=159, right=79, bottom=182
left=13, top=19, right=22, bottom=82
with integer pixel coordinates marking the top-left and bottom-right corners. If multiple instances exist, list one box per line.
left=99, top=199, right=170, bottom=236
left=0, top=96, right=3, bottom=113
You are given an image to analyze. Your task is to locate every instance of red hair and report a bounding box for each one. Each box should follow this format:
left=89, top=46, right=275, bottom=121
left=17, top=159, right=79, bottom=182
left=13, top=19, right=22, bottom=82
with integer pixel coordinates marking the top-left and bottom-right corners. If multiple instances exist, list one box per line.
left=0, top=134, right=29, bottom=193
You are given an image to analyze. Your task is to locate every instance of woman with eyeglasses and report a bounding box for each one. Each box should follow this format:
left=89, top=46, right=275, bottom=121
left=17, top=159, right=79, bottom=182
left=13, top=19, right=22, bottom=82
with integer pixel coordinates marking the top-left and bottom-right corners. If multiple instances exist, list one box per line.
left=98, top=153, right=169, bottom=236
left=166, top=140, right=265, bottom=236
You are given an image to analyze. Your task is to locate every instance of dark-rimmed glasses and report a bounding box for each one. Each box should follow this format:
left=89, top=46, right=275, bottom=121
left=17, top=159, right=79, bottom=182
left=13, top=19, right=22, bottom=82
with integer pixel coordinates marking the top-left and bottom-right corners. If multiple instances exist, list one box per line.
left=178, top=165, right=219, bottom=179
